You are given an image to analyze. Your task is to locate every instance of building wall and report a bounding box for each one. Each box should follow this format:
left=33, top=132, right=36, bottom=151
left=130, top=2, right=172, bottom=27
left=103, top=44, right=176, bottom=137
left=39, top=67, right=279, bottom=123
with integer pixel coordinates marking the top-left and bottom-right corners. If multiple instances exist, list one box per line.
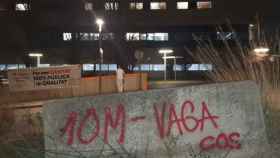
left=0, top=0, right=279, bottom=79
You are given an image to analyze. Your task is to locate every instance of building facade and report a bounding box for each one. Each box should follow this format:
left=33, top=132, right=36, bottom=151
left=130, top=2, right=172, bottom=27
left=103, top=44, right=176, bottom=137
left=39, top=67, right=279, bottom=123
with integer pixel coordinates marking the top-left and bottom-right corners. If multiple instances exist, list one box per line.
left=0, top=0, right=278, bottom=79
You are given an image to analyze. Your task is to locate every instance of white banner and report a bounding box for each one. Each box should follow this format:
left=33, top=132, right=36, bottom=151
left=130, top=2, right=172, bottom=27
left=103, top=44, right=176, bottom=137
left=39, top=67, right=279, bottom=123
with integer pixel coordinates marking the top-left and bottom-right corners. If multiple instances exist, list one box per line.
left=8, top=65, right=81, bottom=91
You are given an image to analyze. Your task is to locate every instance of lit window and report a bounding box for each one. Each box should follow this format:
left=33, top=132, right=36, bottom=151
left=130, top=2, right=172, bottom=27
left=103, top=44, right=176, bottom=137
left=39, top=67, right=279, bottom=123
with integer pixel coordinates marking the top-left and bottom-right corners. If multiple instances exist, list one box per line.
left=80, top=33, right=90, bottom=40
left=83, top=64, right=94, bottom=71
left=102, top=33, right=114, bottom=40
left=152, top=64, right=165, bottom=71
left=78, top=33, right=114, bottom=41
left=154, top=33, right=168, bottom=41
left=15, top=3, right=30, bottom=11
left=105, top=2, right=119, bottom=10
left=133, top=66, right=139, bottom=71
left=188, top=64, right=200, bottom=71
left=174, top=65, right=184, bottom=71
left=0, top=65, right=6, bottom=71
left=126, top=33, right=168, bottom=41
left=126, top=33, right=140, bottom=41
left=188, top=64, right=213, bottom=71
left=197, top=1, right=212, bottom=9
left=200, top=64, right=213, bottom=71
left=177, top=2, right=189, bottom=10
left=130, top=2, right=143, bottom=10
left=147, top=33, right=168, bottom=41
left=90, top=33, right=99, bottom=40
left=141, top=64, right=150, bottom=71
left=150, top=2, right=166, bottom=10
left=140, top=33, right=147, bottom=40
left=95, top=64, right=100, bottom=71
left=63, top=33, right=72, bottom=41
left=147, top=33, right=155, bottom=40
left=101, top=64, right=108, bottom=71
left=85, top=2, right=93, bottom=11
left=108, top=64, right=117, bottom=71
left=7, top=64, right=18, bottom=70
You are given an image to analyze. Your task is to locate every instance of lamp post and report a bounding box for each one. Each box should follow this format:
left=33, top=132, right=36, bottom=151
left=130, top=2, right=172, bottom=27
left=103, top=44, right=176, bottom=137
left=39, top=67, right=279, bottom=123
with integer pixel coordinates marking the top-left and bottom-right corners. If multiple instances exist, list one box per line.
left=159, top=49, right=173, bottom=80
left=96, top=18, right=104, bottom=94
left=162, top=56, right=183, bottom=80
left=96, top=18, right=104, bottom=72
left=28, top=53, right=43, bottom=67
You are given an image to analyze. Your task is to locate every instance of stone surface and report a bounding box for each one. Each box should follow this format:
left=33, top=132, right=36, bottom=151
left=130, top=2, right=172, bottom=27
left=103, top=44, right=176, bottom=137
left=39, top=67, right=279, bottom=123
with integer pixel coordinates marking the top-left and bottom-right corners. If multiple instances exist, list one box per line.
left=43, top=81, right=268, bottom=158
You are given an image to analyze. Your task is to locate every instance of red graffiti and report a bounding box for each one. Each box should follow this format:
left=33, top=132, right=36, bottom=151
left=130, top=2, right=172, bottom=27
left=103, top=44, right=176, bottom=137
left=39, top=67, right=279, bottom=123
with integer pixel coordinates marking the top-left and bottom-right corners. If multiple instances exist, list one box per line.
left=61, top=104, right=126, bottom=145
left=104, top=105, right=126, bottom=144
left=77, top=108, right=100, bottom=145
left=60, top=99, right=241, bottom=151
left=200, top=132, right=241, bottom=151
left=60, top=112, right=78, bottom=145
left=153, top=100, right=219, bottom=138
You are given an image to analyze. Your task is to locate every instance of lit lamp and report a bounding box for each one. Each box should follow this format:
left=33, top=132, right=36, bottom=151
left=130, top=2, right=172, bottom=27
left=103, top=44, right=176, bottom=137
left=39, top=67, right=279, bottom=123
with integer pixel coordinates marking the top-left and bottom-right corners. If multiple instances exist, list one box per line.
left=159, top=49, right=173, bottom=80
left=162, top=56, right=183, bottom=80
left=96, top=18, right=104, bottom=93
left=28, top=53, right=43, bottom=67
left=96, top=18, right=104, bottom=69
left=253, top=46, right=270, bottom=58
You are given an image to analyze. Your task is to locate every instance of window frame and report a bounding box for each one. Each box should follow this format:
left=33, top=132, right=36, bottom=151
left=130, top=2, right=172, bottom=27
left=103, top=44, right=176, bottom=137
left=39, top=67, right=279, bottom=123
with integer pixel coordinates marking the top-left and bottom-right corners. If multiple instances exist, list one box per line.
left=105, top=1, right=119, bottom=11
left=15, top=2, right=31, bottom=11
left=150, top=2, right=167, bottom=10
left=197, top=1, right=212, bottom=10
left=129, top=2, right=144, bottom=10
left=176, top=1, right=189, bottom=10
left=63, top=32, right=72, bottom=41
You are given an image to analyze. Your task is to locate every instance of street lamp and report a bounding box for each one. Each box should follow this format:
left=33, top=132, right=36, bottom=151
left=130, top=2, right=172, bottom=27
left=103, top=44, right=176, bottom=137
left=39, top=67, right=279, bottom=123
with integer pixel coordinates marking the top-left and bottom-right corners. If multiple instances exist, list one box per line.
left=96, top=18, right=104, bottom=72
left=28, top=53, right=43, bottom=67
left=159, top=49, right=173, bottom=80
left=162, top=56, right=183, bottom=80
left=254, top=46, right=270, bottom=58
left=96, top=18, right=104, bottom=94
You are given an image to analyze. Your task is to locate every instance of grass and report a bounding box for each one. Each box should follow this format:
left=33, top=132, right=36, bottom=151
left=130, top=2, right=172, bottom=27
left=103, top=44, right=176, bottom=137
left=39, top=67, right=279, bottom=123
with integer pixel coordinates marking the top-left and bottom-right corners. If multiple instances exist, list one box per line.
left=186, top=20, right=280, bottom=151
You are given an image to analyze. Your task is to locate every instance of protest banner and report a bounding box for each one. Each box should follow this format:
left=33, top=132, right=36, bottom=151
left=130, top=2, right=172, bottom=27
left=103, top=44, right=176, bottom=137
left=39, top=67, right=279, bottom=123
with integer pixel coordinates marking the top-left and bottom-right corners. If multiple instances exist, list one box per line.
left=8, top=65, right=81, bottom=91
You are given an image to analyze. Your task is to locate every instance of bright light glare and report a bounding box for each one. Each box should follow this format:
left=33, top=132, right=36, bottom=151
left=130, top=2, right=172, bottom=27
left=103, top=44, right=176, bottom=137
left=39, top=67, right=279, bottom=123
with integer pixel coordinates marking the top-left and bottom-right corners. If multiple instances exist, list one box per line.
left=96, top=19, right=104, bottom=26
left=162, top=56, right=183, bottom=59
left=254, top=47, right=270, bottom=57
left=29, top=53, right=43, bottom=57
left=159, top=49, right=173, bottom=54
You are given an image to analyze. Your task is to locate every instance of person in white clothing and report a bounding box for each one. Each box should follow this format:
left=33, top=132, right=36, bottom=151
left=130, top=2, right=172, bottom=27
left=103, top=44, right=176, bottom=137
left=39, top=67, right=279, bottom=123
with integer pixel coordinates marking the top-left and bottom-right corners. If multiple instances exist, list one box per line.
left=116, top=65, right=125, bottom=92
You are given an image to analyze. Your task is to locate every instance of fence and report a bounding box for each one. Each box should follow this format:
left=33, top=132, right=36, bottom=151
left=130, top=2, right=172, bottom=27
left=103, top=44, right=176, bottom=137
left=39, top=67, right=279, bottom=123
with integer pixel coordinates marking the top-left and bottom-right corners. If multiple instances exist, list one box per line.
left=0, top=73, right=148, bottom=105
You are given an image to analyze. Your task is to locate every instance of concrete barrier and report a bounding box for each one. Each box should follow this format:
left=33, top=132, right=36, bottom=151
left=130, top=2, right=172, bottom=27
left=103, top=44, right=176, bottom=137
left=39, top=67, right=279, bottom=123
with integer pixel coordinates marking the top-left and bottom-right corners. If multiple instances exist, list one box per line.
left=43, top=81, right=268, bottom=158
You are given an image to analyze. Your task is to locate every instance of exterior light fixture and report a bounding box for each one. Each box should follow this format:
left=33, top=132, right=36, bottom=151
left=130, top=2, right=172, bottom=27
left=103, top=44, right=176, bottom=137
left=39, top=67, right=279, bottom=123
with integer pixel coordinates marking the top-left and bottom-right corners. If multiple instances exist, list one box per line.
left=159, top=49, right=173, bottom=54
left=162, top=56, right=183, bottom=59
left=96, top=18, right=104, bottom=32
left=95, top=18, right=105, bottom=73
left=28, top=53, right=43, bottom=67
left=96, top=18, right=105, bottom=93
left=162, top=56, right=183, bottom=80
left=28, top=53, right=43, bottom=57
left=158, top=49, right=173, bottom=80
left=254, top=47, right=270, bottom=57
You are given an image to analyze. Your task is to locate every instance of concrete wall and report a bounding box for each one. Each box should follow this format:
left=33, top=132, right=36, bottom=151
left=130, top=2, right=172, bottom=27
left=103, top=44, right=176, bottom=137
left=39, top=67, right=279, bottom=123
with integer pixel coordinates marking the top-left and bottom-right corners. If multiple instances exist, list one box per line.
left=0, top=73, right=148, bottom=105
left=43, top=81, right=268, bottom=158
